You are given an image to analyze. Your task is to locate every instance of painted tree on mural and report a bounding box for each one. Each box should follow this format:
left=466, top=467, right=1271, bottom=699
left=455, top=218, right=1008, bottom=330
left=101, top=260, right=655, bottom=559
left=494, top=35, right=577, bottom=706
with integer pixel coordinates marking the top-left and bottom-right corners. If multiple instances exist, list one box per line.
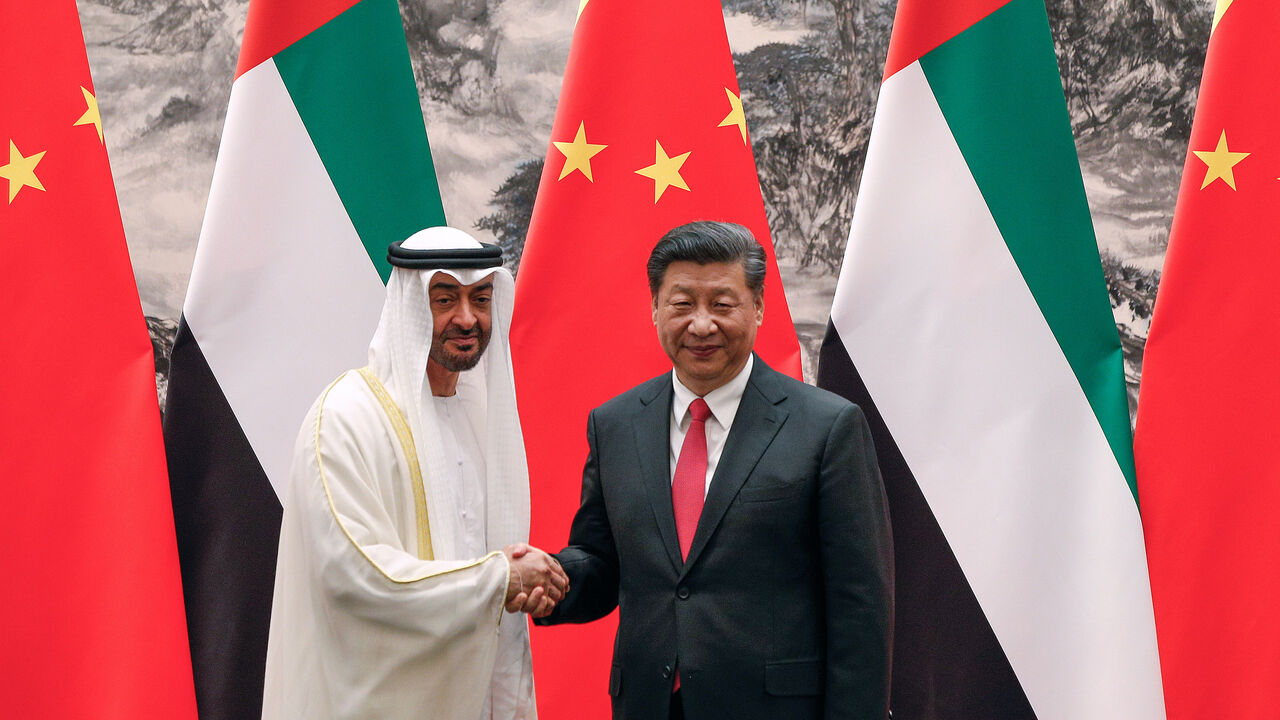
left=79, top=0, right=1211, bottom=402
left=733, top=0, right=895, bottom=273
left=475, top=158, right=543, bottom=276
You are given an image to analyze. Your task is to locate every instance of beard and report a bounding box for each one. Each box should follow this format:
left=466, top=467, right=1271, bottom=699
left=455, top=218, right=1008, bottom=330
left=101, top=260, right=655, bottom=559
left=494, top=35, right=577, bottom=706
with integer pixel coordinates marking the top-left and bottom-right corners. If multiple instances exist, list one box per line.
left=429, top=325, right=491, bottom=372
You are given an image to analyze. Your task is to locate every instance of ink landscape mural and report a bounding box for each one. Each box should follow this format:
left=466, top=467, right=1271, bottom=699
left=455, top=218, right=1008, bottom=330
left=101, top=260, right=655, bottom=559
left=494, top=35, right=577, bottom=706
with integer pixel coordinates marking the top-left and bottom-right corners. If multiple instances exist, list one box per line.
left=79, top=0, right=1209, bottom=409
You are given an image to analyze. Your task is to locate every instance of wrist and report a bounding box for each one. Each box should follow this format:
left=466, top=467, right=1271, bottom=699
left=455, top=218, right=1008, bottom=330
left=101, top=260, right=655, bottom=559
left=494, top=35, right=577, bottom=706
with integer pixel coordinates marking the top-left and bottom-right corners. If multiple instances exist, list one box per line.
left=499, top=548, right=519, bottom=599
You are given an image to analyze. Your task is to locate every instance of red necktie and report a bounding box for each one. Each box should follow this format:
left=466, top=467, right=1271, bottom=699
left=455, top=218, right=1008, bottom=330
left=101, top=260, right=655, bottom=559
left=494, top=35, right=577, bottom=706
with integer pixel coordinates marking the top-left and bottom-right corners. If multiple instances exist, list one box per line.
left=672, top=398, right=711, bottom=561
left=672, top=398, right=711, bottom=694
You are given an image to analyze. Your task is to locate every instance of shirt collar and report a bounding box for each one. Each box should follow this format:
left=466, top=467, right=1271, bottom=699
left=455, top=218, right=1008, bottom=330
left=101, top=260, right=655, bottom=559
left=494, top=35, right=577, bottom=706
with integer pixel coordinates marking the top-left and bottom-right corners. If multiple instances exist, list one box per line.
left=672, top=354, right=754, bottom=428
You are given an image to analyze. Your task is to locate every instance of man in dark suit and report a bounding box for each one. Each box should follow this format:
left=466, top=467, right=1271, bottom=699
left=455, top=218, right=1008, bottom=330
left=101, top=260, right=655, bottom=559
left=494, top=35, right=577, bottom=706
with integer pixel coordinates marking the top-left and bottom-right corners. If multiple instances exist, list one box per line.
left=535, top=220, right=894, bottom=719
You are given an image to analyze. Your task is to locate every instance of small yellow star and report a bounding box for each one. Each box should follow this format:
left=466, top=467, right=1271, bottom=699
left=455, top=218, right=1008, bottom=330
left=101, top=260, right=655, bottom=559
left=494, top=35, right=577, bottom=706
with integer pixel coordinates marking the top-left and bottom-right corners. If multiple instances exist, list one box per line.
left=74, top=86, right=104, bottom=145
left=718, top=88, right=748, bottom=144
left=1193, top=130, right=1249, bottom=190
left=552, top=122, right=607, bottom=181
left=0, top=141, right=47, bottom=204
left=635, top=141, right=691, bottom=203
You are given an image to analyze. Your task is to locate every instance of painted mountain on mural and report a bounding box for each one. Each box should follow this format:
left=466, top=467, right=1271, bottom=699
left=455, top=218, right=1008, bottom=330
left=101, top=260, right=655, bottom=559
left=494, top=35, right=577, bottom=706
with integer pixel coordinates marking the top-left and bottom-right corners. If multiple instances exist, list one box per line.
left=80, top=0, right=1207, bottom=401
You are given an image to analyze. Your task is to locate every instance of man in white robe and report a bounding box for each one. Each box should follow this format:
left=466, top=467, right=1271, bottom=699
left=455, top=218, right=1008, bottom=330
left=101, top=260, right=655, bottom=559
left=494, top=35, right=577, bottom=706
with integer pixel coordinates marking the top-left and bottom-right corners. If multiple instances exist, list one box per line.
left=263, top=226, right=567, bottom=720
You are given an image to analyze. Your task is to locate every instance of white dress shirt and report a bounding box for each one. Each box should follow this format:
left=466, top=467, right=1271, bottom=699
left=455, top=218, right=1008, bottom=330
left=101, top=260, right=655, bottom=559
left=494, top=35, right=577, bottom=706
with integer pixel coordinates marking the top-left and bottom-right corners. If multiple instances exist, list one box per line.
left=432, top=395, right=488, bottom=560
left=432, top=395, right=507, bottom=720
left=434, top=395, right=535, bottom=720
left=669, top=354, right=754, bottom=496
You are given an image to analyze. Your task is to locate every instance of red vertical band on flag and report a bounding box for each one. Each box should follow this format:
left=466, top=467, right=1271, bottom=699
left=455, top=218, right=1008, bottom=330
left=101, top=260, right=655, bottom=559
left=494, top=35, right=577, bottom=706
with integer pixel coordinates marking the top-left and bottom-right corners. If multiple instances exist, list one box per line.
left=1135, top=2, right=1280, bottom=718
left=0, top=2, right=197, bottom=717
left=511, top=0, right=800, bottom=715
left=882, top=0, right=1012, bottom=79
left=235, top=0, right=361, bottom=77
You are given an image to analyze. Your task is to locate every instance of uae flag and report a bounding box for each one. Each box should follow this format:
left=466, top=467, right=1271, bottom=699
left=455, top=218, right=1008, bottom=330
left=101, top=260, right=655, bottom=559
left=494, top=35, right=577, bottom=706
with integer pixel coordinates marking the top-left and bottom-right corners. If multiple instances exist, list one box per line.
left=162, top=0, right=446, bottom=716
left=1135, top=1, right=1280, bottom=717
left=817, top=0, right=1165, bottom=717
left=0, top=1, right=196, bottom=716
left=510, top=0, right=801, bottom=714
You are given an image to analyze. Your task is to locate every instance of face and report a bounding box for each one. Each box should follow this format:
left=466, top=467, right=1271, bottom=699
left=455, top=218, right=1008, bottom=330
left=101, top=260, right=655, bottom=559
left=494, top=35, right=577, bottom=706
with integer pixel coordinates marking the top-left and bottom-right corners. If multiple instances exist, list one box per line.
left=652, top=260, right=763, bottom=396
left=427, top=273, right=494, bottom=373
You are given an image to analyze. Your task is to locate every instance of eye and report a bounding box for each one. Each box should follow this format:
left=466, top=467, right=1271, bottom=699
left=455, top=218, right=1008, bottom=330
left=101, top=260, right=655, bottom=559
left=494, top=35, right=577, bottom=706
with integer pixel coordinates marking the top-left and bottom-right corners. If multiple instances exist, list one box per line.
left=474, top=295, right=492, bottom=306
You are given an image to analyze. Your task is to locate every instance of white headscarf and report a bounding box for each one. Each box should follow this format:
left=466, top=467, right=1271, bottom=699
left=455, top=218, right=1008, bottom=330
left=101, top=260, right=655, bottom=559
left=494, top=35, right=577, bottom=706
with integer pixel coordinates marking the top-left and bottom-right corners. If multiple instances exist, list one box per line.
left=365, top=226, right=529, bottom=559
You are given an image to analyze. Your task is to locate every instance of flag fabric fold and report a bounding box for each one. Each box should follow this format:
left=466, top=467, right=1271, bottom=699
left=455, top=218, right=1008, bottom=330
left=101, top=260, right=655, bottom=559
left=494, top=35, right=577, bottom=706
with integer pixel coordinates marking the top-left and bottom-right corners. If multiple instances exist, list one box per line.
left=1135, top=1, right=1280, bottom=717
left=163, top=0, right=446, bottom=715
left=1, top=2, right=196, bottom=717
left=818, top=0, right=1165, bottom=717
left=511, top=1, right=801, bottom=714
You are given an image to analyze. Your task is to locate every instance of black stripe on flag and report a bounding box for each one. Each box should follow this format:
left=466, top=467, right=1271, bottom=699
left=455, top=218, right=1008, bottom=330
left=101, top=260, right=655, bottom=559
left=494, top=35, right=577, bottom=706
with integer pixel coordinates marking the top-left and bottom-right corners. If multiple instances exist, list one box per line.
left=163, top=318, right=281, bottom=720
left=818, top=321, right=1036, bottom=719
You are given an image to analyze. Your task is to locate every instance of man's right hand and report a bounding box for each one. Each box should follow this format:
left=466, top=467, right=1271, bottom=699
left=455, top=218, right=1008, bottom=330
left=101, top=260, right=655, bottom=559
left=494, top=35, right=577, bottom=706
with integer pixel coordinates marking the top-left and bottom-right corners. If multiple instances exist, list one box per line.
left=503, top=543, right=569, bottom=618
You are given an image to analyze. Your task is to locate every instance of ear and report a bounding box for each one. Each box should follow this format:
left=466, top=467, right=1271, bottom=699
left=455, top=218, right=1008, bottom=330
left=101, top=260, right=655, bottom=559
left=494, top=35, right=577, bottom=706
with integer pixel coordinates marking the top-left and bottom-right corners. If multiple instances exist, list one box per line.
left=652, top=295, right=660, bottom=325
left=754, top=294, right=764, bottom=326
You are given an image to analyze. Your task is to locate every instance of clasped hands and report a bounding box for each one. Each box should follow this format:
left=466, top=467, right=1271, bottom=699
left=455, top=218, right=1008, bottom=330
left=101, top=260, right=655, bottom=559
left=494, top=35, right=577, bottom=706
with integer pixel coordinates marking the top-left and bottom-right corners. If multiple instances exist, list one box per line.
left=503, top=543, right=569, bottom=619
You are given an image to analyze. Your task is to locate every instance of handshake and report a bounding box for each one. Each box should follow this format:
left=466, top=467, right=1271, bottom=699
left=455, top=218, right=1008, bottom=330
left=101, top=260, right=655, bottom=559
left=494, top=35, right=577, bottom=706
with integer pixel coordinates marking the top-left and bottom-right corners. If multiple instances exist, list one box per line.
left=502, top=543, right=569, bottom=619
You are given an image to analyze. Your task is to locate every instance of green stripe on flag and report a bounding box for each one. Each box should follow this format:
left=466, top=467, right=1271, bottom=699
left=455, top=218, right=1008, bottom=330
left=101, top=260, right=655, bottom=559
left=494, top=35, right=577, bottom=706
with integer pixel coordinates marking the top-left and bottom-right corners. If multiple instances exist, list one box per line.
left=919, top=0, right=1137, bottom=499
left=275, top=0, right=447, bottom=283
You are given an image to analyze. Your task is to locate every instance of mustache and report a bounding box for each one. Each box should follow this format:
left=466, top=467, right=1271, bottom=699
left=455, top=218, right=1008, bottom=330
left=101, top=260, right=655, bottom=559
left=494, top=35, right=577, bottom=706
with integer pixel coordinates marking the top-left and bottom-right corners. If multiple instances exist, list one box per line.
left=442, top=327, right=482, bottom=340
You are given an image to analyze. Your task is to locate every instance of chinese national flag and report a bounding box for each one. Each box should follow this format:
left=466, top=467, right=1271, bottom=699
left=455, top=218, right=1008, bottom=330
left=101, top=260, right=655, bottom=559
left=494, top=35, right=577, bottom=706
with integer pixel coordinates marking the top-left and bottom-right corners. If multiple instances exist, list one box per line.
left=510, top=0, right=801, bottom=714
left=1134, top=1, right=1280, bottom=717
left=0, top=3, right=197, bottom=717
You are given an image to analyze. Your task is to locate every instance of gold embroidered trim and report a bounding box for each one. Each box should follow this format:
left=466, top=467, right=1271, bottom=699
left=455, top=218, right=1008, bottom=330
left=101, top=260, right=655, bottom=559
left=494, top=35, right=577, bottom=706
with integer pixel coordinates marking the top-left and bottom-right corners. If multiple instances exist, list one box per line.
left=313, top=372, right=503, bottom=584
left=356, top=367, right=433, bottom=561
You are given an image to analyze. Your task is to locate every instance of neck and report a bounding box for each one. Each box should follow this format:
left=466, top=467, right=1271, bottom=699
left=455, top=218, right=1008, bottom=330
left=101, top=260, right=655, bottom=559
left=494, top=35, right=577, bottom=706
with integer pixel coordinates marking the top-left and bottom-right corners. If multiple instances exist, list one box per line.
left=676, top=356, right=749, bottom=397
left=426, top=359, right=459, bottom=397
left=675, top=374, right=716, bottom=397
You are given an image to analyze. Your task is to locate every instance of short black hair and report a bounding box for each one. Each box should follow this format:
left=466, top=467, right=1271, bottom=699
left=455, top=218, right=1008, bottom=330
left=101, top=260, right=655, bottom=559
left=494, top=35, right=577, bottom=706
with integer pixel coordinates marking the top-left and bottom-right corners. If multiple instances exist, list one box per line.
left=647, top=221, right=766, bottom=296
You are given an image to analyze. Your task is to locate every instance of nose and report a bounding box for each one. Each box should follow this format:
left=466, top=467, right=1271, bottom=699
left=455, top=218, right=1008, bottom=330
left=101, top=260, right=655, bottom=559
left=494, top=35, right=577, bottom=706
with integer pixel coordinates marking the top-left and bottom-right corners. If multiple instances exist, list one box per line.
left=453, top=298, right=478, bottom=329
left=688, top=307, right=716, bottom=336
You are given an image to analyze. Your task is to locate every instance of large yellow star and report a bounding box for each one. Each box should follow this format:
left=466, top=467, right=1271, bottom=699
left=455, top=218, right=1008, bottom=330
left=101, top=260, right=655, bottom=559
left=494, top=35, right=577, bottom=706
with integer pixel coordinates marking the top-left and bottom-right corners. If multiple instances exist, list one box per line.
left=577, top=0, right=589, bottom=22
left=0, top=140, right=47, bottom=204
left=1193, top=130, right=1249, bottom=190
left=718, top=88, right=748, bottom=144
left=635, top=141, right=691, bottom=203
left=552, top=122, right=607, bottom=181
left=74, top=86, right=103, bottom=145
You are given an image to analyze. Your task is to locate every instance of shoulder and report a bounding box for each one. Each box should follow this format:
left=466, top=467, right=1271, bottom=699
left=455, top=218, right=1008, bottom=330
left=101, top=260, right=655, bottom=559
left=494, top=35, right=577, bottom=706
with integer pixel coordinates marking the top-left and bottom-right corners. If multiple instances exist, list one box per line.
left=312, top=370, right=370, bottom=415
left=592, top=370, right=671, bottom=420
left=289, top=370, right=376, bottom=493
left=291, top=369, right=401, bottom=486
left=751, top=360, right=858, bottom=421
left=304, top=370, right=385, bottom=441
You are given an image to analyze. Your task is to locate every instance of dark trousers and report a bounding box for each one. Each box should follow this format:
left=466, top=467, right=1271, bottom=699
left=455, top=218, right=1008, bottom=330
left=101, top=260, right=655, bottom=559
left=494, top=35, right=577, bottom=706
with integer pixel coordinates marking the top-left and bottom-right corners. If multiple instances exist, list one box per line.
left=670, top=690, right=685, bottom=720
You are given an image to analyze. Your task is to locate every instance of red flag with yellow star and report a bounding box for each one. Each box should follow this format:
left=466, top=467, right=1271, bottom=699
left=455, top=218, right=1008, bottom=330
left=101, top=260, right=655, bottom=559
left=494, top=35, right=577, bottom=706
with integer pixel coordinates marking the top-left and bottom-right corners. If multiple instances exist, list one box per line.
left=1135, top=1, right=1280, bottom=717
left=510, top=0, right=800, bottom=714
left=0, top=2, right=197, bottom=717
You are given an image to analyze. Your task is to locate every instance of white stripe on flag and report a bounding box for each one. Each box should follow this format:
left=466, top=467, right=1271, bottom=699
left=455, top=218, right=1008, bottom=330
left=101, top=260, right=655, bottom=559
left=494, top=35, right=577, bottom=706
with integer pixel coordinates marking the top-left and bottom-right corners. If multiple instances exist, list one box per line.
left=832, top=62, right=1164, bottom=719
left=183, top=59, right=385, bottom=499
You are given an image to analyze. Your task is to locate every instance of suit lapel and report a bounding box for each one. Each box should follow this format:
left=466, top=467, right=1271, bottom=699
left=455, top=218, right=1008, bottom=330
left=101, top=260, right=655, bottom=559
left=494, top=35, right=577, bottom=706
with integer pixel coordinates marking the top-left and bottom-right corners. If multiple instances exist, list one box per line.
left=681, top=359, right=788, bottom=577
left=633, top=374, right=683, bottom=572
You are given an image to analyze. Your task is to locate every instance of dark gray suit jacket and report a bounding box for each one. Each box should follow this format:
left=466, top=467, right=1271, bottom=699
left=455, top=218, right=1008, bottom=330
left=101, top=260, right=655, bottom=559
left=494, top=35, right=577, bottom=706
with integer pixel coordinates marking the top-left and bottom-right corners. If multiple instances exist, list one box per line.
left=537, top=356, right=894, bottom=719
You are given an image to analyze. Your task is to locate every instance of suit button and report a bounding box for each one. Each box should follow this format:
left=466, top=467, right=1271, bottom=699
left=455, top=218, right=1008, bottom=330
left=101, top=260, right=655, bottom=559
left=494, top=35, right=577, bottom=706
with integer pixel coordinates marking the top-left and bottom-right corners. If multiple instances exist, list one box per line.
left=677, top=586, right=690, bottom=600
left=662, top=665, right=673, bottom=679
